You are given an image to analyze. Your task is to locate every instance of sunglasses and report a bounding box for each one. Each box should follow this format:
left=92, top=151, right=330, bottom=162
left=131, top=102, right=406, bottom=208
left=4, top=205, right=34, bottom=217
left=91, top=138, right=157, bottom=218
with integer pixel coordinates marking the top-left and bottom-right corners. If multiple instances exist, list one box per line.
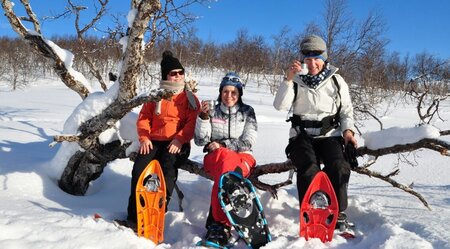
left=168, top=70, right=184, bottom=77
left=222, top=76, right=241, bottom=83
left=302, top=50, right=324, bottom=57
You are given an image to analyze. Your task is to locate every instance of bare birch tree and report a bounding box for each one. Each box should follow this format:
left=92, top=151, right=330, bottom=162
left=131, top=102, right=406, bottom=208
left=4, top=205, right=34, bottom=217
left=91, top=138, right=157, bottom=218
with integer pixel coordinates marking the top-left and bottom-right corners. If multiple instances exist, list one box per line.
left=1, top=0, right=205, bottom=195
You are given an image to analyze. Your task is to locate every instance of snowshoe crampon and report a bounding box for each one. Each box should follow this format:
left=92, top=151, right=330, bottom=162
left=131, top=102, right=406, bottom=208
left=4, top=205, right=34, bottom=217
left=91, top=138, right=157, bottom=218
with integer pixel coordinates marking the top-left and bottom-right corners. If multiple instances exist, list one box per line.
left=218, top=171, right=271, bottom=248
left=135, top=160, right=166, bottom=244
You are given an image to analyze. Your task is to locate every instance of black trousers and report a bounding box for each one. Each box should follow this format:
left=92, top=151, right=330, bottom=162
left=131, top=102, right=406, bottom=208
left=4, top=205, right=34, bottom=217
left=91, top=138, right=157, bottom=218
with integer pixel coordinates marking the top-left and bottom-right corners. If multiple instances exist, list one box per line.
left=127, top=140, right=190, bottom=222
left=287, top=134, right=351, bottom=212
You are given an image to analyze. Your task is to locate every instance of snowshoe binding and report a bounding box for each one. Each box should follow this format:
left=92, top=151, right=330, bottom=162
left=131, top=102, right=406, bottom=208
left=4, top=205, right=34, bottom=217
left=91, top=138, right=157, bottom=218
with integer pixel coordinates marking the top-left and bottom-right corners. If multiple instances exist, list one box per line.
left=335, top=212, right=356, bottom=239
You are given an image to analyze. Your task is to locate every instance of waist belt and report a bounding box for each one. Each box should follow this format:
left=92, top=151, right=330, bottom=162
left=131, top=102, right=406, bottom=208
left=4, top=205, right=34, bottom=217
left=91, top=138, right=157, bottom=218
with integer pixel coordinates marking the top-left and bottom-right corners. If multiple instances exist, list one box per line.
left=287, top=114, right=339, bottom=135
left=288, top=115, right=322, bottom=128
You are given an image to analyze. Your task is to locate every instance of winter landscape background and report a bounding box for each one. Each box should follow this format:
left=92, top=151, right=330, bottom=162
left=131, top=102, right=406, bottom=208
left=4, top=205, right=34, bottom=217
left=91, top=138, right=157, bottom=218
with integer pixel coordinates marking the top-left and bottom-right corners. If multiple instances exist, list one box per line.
left=1, top=72, right=449, bottom=249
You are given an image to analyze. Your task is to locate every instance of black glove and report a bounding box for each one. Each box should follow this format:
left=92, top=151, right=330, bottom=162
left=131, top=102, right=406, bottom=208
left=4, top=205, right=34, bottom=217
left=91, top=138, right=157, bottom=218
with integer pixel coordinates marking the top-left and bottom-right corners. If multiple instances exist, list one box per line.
left=202, top=142, right=211, bottom=153
left=234, top=166, right=243, bottom=176
left=344, top=143, right=359, bottom=169
left=108, top=72, right=117, bottom=82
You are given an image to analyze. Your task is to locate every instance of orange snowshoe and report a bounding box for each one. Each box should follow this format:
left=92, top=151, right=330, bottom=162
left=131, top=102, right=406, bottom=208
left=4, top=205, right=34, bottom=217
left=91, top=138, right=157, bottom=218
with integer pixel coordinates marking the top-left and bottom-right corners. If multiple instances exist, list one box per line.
left=135, top=160, right=166, bottom=244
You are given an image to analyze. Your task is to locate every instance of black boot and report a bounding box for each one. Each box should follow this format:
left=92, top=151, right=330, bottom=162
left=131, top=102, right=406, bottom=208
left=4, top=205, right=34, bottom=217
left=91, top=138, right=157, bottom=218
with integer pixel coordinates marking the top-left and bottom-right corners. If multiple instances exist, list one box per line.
left=335, top=212, right=354, bottom=231
left=205, top=223, right=231, bottom=246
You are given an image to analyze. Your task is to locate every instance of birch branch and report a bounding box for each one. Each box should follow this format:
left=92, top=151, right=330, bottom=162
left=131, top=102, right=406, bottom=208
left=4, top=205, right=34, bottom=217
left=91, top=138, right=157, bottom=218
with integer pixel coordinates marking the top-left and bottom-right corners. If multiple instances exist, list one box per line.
left=177, top=134, right=450, bottom=209
left=2, top=0, right=91, bottom=99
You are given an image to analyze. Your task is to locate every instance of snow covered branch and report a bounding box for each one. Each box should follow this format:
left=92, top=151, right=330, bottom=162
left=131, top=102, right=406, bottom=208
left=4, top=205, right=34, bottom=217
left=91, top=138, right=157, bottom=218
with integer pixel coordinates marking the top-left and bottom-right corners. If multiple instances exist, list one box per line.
left=53, top=135, right=80, bottom=143
left=24, top=34, right=91, bottom=99
left=57, top=88, right=174, bottom=195
left=359, top=137, right=450, bottom=157
left=117, top=0, right=162, bottom=103
left=2, top=0, right=29, bottom=36
left=177, top=130, right=450, bottom=209
left=19, top=0, right=40, bottom=33
left=441, top=130, right=450, bottom=136
left=2, top=0, right=91, bottom=99
left=76, top=90, right=173, bottom=149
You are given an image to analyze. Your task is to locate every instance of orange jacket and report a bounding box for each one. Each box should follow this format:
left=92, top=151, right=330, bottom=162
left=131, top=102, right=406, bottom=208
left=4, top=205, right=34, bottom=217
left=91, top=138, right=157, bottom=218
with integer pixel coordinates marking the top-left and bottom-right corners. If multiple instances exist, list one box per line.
left=137, top=91, right=200, bottom=144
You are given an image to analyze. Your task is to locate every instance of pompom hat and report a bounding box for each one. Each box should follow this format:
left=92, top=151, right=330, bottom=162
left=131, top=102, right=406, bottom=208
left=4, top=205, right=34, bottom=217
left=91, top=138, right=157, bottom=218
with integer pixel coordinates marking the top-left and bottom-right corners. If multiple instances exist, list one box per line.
left=161, top=50, right=184, bottom=80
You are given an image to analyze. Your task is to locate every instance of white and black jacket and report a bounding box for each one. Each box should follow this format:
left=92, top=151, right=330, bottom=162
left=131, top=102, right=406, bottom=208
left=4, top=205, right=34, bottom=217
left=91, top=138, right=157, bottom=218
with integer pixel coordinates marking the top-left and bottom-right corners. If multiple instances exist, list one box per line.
left=194, top=103, right=257, bottom=153
left=273, top=65, right=355, bottom=138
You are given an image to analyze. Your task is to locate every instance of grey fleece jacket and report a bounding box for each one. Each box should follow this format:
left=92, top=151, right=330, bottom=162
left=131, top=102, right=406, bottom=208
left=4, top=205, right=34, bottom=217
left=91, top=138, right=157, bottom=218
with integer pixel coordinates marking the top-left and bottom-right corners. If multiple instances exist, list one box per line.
left=194, top=102, right=257, bottom=153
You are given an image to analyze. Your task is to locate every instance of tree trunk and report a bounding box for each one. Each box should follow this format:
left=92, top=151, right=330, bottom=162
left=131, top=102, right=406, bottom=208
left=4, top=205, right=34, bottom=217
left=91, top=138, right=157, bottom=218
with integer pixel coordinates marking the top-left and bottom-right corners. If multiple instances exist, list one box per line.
left=58, top=140, right=130, bottom=195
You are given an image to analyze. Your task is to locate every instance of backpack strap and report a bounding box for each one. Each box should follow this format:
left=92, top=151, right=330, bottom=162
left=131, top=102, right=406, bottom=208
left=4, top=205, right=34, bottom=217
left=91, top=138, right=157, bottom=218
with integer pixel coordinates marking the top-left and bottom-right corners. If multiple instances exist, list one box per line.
left=287, top=75, right=342, bottom=135
left=290, top=75, right=341, bottom=114
left=331, top=75, right=342, bottom=122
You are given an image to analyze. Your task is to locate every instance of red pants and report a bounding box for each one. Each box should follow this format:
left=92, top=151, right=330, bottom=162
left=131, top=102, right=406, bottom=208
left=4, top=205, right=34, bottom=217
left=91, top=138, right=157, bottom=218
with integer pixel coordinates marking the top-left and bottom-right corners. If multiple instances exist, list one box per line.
left=203, top=147, right=256, bottom=226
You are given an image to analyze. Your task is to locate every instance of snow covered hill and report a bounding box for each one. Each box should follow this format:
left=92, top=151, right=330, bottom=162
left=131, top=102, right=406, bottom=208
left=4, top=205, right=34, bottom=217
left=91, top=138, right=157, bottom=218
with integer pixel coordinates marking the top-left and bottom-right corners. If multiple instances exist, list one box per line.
left=1, top=76, right=449, bottom=249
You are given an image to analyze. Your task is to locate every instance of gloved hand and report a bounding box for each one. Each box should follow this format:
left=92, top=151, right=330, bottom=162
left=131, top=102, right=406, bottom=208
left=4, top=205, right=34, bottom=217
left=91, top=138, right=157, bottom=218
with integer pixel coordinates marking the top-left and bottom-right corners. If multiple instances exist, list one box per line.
left=344, top=143, right=359, bottom=169
left=234, top=166, right=243, bottom=176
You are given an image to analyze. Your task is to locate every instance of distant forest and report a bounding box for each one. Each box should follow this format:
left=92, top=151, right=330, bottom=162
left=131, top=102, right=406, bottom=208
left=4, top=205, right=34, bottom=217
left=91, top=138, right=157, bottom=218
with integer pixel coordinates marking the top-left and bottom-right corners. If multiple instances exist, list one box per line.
left=1, top=0, right=448, bottom=96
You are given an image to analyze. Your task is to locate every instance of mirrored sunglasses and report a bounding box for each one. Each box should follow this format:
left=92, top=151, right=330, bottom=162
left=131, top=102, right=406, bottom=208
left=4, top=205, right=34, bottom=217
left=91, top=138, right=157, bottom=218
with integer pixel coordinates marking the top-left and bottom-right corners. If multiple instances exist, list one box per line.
left=169, top=70, right=184, bottom=76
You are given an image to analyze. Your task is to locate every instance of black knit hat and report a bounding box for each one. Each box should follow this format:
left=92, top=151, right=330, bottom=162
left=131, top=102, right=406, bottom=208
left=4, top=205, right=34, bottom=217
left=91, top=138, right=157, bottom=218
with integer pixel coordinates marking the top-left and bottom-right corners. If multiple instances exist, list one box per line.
left=161, top=50, right=184, bottom=80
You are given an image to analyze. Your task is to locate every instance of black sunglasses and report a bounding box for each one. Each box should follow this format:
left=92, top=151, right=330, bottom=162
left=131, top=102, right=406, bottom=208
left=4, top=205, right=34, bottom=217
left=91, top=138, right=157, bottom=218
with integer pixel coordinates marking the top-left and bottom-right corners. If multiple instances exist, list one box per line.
left=302, top=50, right=324, bottom=57
left=168, top=70, right=184, bottom=77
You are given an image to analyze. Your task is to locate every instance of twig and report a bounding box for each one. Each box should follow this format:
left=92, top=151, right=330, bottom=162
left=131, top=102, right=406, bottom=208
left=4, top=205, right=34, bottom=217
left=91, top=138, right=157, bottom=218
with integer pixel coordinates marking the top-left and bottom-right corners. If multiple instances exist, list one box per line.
left=353, top=167, right=431, bottom=210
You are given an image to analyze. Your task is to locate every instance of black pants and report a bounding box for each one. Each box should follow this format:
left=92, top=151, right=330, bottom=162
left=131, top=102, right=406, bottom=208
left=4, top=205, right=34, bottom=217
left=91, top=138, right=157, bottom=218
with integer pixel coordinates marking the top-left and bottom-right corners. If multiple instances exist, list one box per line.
left=287, top=134, right=351, bottom=212
left=127, top=140, right=190, bottom=222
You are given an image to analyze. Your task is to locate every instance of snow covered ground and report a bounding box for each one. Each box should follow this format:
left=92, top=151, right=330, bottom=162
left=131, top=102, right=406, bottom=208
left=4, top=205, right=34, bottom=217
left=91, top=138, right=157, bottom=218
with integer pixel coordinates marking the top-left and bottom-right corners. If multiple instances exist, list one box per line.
left=1, top=75, right=449, bottom=249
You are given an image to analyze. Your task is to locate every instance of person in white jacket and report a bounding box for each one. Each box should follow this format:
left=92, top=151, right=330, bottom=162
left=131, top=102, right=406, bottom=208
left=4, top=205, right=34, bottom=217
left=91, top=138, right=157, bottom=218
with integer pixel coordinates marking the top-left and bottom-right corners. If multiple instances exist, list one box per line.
left=273, top=35, right=358, bottom=229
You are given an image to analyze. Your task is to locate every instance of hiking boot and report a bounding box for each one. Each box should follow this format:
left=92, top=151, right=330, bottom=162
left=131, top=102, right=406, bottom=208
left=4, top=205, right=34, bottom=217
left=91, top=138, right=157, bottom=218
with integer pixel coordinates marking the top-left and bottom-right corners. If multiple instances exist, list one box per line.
left=205, top=224, right=231, bottom=246
left=309, top=191, right=329, bottom=209
left=335, top=212, right=354, bottom=231
left=114, top=219, right=137, bottom=232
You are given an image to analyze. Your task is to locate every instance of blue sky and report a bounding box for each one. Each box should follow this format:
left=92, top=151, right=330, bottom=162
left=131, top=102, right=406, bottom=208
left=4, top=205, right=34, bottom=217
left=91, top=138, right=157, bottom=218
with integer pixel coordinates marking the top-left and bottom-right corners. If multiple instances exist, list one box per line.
left=1, top=0, right=449, bottom=59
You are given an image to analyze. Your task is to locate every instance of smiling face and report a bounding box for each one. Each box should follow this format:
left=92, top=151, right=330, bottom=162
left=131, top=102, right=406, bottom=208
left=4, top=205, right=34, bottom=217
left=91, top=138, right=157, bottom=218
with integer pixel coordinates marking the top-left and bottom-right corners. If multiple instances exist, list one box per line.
left=167, top=69, right=185, bottom=83
left=304, top=57, right=325, bottom=76
left=220, top=85, right=239, bottom=107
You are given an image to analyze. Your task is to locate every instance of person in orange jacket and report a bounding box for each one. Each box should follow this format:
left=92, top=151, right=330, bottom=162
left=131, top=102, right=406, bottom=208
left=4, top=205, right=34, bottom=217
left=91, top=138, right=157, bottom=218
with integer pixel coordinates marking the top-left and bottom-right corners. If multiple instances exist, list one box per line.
left=126, top=50, right=200, bottom=223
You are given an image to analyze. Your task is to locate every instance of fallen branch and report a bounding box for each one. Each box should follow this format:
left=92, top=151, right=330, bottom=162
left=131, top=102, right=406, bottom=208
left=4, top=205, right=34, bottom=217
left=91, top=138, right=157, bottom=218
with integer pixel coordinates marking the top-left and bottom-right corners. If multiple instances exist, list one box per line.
left=53, top=135, right=80, bottom=143
left=353, top=167, right=431, bottom=210
left=359, top=137, right=450, bottom=157
left=179, top=158, right=432, bottom=210
left=177, top=134, right=450, bottom=209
